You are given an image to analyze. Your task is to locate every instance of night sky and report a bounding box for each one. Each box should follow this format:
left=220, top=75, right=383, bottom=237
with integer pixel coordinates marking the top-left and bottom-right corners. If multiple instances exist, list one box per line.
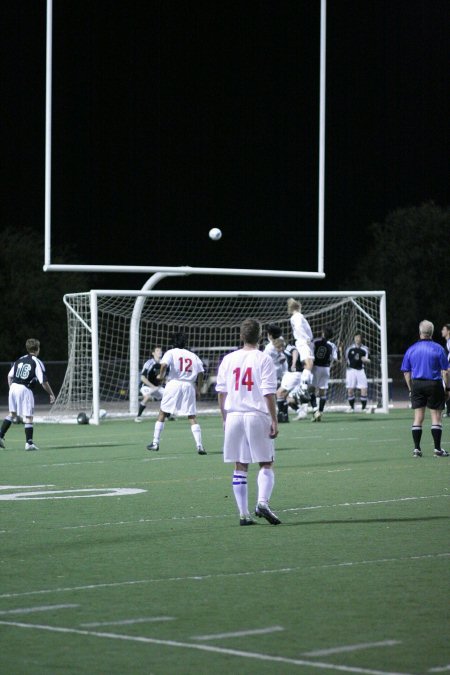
left=3, top=1, right=449, bottom=291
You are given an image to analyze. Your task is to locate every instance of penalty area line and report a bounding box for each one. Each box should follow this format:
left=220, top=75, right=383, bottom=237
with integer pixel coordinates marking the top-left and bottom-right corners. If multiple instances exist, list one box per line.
left=0, top=553, right=448, bottom=600
left=0, top=620, right=412, bottom=675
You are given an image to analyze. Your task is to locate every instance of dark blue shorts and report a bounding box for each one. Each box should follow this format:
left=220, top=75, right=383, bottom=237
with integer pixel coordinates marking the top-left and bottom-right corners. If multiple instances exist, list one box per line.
left=411, top=379, right=445, bottom=410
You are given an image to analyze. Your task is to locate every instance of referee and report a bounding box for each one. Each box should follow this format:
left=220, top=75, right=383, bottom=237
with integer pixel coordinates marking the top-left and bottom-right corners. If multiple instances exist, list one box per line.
left=401, top=320, right=450, bottom=457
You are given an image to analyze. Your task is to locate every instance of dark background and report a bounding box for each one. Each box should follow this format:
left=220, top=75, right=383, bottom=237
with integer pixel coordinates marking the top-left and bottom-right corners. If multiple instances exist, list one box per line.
left=3, top=0, right=448, bottom=292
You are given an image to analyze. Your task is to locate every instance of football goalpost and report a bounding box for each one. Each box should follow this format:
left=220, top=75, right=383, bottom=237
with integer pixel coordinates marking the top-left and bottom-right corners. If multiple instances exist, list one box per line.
left=46, top=290, right=388, bottom=424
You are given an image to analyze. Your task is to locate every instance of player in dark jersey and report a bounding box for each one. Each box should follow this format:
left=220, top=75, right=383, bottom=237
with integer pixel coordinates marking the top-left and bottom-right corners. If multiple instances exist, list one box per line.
left=345, top=332, right=370, bottom=411
left=310, top=328, right=338, bottom=421
left=441, top=324, right=450, bottom=417
left=0, top=338, right=55, bottom=451
left=276, top=343, right=302, bottom=422
left=135, top=346, right=165, bottom=422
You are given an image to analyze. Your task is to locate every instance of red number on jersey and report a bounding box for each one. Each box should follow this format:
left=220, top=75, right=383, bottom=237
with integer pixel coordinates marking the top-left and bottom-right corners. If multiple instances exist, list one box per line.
left=178, top=357, right=193, bottom=372
left=233, top=367, right=254, bottom=391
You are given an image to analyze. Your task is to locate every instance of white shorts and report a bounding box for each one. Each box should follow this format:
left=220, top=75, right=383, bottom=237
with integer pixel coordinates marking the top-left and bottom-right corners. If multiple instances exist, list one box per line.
left=160, top=380, right=197, bottom=416
left=223, top=413, right=275, bottom=464
left=295, top=341, right=314, bottom=363
left=312, top=366, right=330, bottom=390
left=9, top=383, right=35, bottom=418
left=140, top=385, right=164, bottom=401
left=346, top=368, right=368, bottom=390
left=280, top=371, right=301, bottom=393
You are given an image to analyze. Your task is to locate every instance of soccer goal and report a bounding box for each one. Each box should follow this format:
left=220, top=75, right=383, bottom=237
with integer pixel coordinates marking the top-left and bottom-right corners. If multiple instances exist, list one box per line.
left=47, top=290, right=388, bottom=423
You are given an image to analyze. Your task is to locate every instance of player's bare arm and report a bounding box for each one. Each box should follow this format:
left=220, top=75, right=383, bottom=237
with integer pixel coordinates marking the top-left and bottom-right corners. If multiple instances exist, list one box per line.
left=403, top=371, right=412, bottom=393
left=196, top=373, right=204, bottom=398
left=264, top=393, right=278, bottom=438
left=157, top=363, right=168, bottom=381
left=42, top=381, right=56, bottom=403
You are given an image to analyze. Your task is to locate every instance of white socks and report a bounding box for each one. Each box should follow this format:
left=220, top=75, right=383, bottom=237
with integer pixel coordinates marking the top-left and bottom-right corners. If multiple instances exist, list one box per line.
left=153, top=420, right=165, bottom=442
left=257, top=467, right=274, bottom=504
left=191, top=423, right=202, bottom=446
left=233, top=471, right=249, bottom=516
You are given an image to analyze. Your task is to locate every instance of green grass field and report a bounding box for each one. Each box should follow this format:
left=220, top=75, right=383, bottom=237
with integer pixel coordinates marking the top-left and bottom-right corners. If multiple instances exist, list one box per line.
left=0, top=410, right=448, bottom=674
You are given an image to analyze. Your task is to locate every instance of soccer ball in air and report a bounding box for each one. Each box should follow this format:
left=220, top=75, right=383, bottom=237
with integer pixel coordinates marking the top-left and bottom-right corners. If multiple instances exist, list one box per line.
left=209, top=228, right=222, bottom=241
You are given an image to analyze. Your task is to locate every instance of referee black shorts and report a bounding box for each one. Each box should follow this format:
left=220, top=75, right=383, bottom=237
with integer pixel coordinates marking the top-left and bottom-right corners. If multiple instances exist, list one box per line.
left=411, top=379, right=445, bottom=410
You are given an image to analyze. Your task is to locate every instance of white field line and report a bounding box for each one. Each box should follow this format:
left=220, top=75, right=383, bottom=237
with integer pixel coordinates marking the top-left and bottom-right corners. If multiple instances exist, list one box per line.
left=0, top=604, right=78, bottom=615
left=303, top=640, right=401, bottom=656
left=80, top=616, right=174, bottom=627
left=291, top=437, right=358, bottom=441
left=428, top=666, right=450, bottom=673
left=39, top=456, right=178, bottom=467
left=284, top=494, right=449, bottom=513
left=0, top=620, right=412, bottom=675
left=56, top=493, right=449, bottom=529
left=192, top=625, right=284, bottom=640
left=1, top=493, right=446, bottom=535
left=0, top=552, right=448, bottom=600
left=365, top=439, right=401, bottom=444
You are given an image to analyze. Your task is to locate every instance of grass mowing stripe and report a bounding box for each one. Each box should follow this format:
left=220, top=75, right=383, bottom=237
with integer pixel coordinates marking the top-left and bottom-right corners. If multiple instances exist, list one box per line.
left=0, top=552, right=447, bottom=599
left=0, top=620, right=413, bottom=675
left=80, top=616, right=175, bottom=627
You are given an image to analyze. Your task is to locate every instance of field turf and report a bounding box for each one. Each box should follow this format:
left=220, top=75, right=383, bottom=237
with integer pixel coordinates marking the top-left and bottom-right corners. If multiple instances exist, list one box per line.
left=0, top=410, right=448, bottom=674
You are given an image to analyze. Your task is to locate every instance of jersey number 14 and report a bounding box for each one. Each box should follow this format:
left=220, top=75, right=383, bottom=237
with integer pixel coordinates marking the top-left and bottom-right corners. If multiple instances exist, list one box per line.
left=233, top=367, right=254, bottom=391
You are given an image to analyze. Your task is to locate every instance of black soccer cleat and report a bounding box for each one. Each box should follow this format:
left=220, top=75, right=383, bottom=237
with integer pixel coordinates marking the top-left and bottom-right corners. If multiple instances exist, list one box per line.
left=147, top=442, right=159, bottom=452
left=255, top=502, right=281, bottom=525
left=197, top=445, right=207, bottom=455
left=413, top=448, right=422, bottom=458
left=434, top=449, right=449, bottom=457
left=239, top=517, right=257, bottom=526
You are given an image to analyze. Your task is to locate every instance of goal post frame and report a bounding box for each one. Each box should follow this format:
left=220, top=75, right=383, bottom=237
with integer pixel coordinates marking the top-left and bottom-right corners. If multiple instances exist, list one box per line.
left=77, top=289, right=388, bottom=424
left=44, top=0, right=327, bottom=279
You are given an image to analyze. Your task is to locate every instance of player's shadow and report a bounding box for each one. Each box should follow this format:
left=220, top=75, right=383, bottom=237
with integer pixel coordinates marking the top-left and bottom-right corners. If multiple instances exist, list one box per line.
left=282, top=515, right=449, bottom=526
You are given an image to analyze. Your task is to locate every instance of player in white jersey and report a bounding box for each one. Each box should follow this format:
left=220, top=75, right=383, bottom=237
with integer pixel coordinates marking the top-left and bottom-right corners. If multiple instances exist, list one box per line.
left=146, top=333, right=206, bottom=455
left=441, top=324, right=450, bottom=416
left=0, top=338, right=55, bottom=451
left=264, top=336, right=288, bottom=385
left=287, top=298, right=314, bottom=389
left=216, top=318, right=281, bottom=526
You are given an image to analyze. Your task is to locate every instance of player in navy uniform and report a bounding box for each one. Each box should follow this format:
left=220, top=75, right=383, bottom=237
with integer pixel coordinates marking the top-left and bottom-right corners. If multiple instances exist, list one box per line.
left=0, top=339, right=55, bottom=451
left=135, top=346, right=165, bottom=422
left=401, top=320, right=449, bottom=457
left=345, top=333, right=370, bottom=412
left=310, top=328, right=338, bottom=421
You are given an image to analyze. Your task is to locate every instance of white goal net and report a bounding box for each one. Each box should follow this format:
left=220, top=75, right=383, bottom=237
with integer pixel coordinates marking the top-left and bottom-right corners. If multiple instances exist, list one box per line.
left=48, top=291, right=388, bottom=423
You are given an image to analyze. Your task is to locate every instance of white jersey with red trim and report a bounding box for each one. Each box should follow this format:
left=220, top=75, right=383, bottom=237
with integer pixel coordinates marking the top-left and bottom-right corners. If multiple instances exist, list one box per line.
left=216, top=347, right=277, bottom=414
